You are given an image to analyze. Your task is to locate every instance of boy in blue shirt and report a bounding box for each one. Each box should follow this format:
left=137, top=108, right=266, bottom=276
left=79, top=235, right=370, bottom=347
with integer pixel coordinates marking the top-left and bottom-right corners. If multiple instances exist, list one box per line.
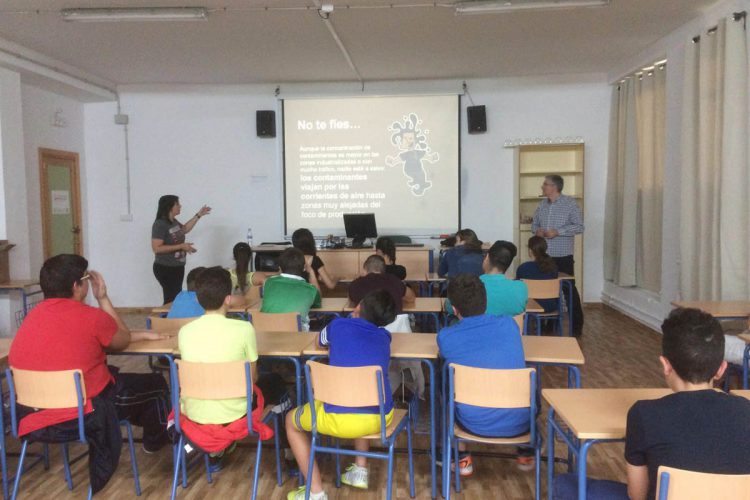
left=167, top=266, right=205, bottom=318
left=285, top=290, right=396, bottom=500
left=438, top=274, right=528, bottom=475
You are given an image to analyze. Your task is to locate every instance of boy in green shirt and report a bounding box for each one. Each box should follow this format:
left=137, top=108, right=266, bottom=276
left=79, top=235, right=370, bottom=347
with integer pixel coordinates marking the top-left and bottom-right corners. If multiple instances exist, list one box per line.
left=261, top=248, right=322, bottom=331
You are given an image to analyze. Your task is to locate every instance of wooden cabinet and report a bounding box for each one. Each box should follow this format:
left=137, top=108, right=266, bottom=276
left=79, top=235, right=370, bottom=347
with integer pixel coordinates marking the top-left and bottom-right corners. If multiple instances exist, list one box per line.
left=515, top=144, right=584, bottom=294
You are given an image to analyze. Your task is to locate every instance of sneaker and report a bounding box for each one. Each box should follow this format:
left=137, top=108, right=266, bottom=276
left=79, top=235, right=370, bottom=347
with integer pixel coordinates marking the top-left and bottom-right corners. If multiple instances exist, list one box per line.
left=272, top=393, right=293, bottom=415
left=208, top=455, right=223, bottom=473
left=516, top=455, right=535, bottom=471
left=340, top=463, right=369, bottom=489
left=287, top=486, right=328, bottom=500
left=437, top=453, right=473, bottom=477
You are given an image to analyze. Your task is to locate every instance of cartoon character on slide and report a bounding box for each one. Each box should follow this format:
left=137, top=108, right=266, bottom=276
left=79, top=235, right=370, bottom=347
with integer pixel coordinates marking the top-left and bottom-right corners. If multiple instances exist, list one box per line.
left=385, top=113, right=439, bottom=196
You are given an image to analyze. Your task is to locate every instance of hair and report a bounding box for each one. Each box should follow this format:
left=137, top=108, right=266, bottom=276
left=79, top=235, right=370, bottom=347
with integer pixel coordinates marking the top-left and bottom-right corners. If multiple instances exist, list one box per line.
left=486, top=244, right=514, bottom=273
left=155, top=195, right=179, bottom=221
left=661, top=308, right=725, bottom=384
left=39, top=254, right=88, bottom=299
left=359, top=290, right=397, bottom=327
left=185, top=266, right=206, bottom=291
left=232, top=242, right=253, bottom=292
left=527, top=236, right=557, bottom=274
left=195, top=266, right=232, bottom=310
left=545, top=175, right=564, bottom=192
left=279, top=248, right=306, bottom=277
left=363, top=254, right=386, bottom=273
left=292, top=228, right=317, bottom=256
left=447, top=274, right=487, bottom=318
left=456, top=228, right=483, bottom=252
left=376, top=237, right=397, bottom=263
left=492, top=240, right=517, bottom=262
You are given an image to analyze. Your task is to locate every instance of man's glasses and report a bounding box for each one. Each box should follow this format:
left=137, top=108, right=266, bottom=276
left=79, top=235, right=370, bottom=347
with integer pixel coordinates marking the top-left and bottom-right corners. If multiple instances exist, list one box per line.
left=80, top=273, right=91, bottom=282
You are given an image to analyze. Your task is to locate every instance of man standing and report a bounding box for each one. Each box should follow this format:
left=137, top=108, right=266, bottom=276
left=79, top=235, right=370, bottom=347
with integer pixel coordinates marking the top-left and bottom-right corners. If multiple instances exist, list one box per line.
left=531, top=174, right=584, bottom=336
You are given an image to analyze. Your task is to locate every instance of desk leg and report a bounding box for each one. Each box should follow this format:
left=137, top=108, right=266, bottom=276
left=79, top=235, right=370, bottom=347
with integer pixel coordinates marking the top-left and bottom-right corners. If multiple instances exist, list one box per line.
left=568, top=366, right=581, bottom=389
left=0, top=380, right=7, bottom=500
left=425, top=359, right=437, bottom=499
left=577, top=441, right=597, bottom=500
left=564, top=281, right=574, bottom=336
left=743, top=344, right=750, bottom=390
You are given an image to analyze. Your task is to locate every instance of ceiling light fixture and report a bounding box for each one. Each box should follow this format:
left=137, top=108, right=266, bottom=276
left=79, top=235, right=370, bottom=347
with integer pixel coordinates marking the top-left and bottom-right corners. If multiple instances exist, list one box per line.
left=455, top=0, right=610, bottom=15
left=61, top=7, right=209, bottom=22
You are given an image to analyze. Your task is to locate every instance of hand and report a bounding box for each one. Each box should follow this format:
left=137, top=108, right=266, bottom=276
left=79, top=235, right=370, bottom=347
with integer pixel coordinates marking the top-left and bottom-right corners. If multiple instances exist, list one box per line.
left=545, top=229, right=559, bottom=238
left=89, top=270, right=108, bottom=301
left=182, top=242, right=197, bottom=253
left=197, top=205, right=212, bottom=217
left=535, top=229, right=545, bottom=237
left=304, top=254, right=314, bottom=271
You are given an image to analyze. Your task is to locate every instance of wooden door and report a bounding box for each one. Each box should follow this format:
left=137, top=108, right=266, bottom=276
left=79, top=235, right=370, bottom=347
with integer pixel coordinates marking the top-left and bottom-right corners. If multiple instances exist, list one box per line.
left=39, top=149, right=82, bottom=258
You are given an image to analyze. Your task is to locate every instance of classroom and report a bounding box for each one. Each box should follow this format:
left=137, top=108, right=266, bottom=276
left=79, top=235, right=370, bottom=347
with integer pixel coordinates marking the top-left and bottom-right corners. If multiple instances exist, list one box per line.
left=0, top=0, right=748, bottom=498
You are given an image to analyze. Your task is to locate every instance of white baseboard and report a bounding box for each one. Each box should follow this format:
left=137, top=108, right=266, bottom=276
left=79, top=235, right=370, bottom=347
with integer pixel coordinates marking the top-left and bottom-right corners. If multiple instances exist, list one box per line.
left=601, top=289, right=663, bottom=332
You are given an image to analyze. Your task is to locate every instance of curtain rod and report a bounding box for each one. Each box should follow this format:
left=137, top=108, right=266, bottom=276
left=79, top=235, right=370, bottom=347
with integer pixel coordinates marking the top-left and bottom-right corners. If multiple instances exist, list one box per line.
left=692, top=10, right=746, bottom=43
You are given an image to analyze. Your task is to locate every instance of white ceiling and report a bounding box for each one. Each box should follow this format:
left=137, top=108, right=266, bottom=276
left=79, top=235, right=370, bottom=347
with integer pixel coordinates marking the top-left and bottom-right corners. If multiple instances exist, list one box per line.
left=0, top=0, right=717, bottom=86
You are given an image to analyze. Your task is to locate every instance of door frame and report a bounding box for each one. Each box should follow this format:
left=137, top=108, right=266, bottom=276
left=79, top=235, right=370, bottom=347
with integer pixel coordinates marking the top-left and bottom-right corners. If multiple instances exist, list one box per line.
left=39, top=148, right=82, bottom=259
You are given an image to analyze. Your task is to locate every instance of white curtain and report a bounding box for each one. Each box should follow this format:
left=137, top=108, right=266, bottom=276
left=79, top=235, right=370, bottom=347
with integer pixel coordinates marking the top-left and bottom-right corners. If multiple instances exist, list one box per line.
left=680, top=16, right=749, bottom=301
left=604, top=66, right=666, bottom=292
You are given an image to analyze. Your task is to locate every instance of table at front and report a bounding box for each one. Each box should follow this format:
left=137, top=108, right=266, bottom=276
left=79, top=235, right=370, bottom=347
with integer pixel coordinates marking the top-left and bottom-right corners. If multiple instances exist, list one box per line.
left=544, top=388, right=671, bottom=500
left=0, top=281, right=43, bottom=321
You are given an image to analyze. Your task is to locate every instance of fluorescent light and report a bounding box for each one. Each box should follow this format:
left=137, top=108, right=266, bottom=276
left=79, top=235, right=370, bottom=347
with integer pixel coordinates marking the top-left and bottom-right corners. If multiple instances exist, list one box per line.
left=61, top=7, right=208, bottom=22
left=455, top=0, right=609, bottom=15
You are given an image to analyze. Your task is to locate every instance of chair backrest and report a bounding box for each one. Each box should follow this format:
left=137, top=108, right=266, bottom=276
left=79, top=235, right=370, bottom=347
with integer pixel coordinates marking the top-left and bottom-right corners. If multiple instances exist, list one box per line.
left=175, top=360, right=250, bottom=400
left=513, top=313, right=525, bottom=334
left=450, top=364, right=533, bottom=409
left=522, top=278, right=562, bottom=300
left=149, top=315, right=199, bottom=333
left=250, top=311, right=301, bottom=332
left=656, top=466, right=750, bottom=500
left=306, top=361, right=382, bottom=408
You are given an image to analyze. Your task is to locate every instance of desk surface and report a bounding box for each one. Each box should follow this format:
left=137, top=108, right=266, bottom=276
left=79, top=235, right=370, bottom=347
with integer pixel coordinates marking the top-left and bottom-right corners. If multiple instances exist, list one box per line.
left=151, top=303, right=252, bottom=315
left=342, top=297, right=443, bottom=313
left=730, top=390, right=750, bottom=401
left=0, top=338, right=13, bottom=363
left=253, top=245, right=432, bottom=253
left=523, top=336, right=584, bottom=364
left=526, top=299, right=544, bottom=313
left=302, top=332, right=439, bottom=359
left=122, top=331, right=318, bottom=357
left=670, top=301, right=750, bottom=318
left=0, top=280, right=39, bottom=290
left=542, top=388, right=671, bottom=440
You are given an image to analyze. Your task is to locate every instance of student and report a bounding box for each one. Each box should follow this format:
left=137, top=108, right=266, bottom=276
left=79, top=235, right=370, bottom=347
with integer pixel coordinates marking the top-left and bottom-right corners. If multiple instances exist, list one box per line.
left=516, top=235, right=559, bottom=313
left=227, top=242, right=267, bottom=306
left=375, top=236, right=407, bottom=280
left=438, top=228, right=484, bottom=278
left=285, top=290, right=396, bottom=500
left=292, top=228, right=338, bottom=290
left=554, top=308, right=750, bottom=500
left=349, top=255, right=415, bottom=313
left=437, top=274, right=529, bottom=476
left=167, top=266, right=206, bottom=318
left=9, top=254, right=170, bottom=493
left=261, top=248, right=322, bottom=331
left=177, top=266, right=259, bottom=468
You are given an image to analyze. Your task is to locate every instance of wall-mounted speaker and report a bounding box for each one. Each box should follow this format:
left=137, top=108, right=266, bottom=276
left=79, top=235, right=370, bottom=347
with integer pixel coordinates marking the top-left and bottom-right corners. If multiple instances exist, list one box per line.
left=256, top=110, right=276, bottom=138
left=467, top=105, right=487, bottom=134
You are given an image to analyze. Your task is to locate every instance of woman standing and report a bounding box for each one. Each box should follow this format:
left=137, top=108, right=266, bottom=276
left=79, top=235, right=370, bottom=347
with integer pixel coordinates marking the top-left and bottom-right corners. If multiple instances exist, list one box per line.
left=151, top=195, right=211, bottom=304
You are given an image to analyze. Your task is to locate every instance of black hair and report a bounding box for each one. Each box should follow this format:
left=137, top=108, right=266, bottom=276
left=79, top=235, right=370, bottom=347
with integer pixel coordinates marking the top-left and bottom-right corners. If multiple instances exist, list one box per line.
left=486, top=244, right=513, bottom=273
left=195, top=266, right=232, bottom=310
left=232, top=242, right=253, bottom=292
left=545, top=175, right=564, bottom=192
left=359, top=290, right=397, bottom=327
left=492, top=240, right=517, bottom=262
left=292, top=228, right=317, bottom=256
left=376, top=237, right=397, bottom=263
left=155, top=195, right=179, bottom=221
left=39, top=254, right=88, bottom=299
left=661, top=308, right=725, bottom=384
left=186, top=266, right=206, bottom=291
left=279, top=248, right=306, bottom=277
left=527, top=236, right=557, bottom=274
left=456, top=229, right=483, bottom=252
left=363, top=254, right=386, bottom=273
left=447, top=274, right=487, bottom=317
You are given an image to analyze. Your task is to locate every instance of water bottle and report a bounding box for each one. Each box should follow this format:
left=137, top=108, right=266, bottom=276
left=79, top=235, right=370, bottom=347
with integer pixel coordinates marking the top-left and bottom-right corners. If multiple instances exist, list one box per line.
left=246, top=228, right=254, bottom=247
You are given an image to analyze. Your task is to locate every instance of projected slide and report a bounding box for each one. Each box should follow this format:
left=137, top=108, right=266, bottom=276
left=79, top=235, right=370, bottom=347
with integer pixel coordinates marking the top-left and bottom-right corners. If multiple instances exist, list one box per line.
left=284, top=95, right=459, bottom=235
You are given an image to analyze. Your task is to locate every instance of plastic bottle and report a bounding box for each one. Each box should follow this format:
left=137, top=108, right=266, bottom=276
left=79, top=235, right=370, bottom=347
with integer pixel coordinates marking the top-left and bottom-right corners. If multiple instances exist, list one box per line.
left=247, top=228, right=254, bottom=247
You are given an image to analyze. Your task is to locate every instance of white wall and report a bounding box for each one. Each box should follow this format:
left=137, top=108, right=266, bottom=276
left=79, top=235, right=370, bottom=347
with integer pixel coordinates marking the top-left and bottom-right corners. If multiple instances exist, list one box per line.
left=84, top=77, right=610, bottom=306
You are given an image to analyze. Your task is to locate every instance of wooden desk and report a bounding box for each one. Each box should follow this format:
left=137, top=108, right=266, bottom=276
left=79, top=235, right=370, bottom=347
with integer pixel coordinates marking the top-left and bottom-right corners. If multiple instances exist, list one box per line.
left=151, top=303, right=253, bottom=316
left=544, top=388, right=671, bottom=500
left=344, top=297, right=443, bottom=330
left=730, top=390, right=750, bottom=401
left=670, top=300, right=750, bottom=320
left=0, top=338, right=12, bottom=364
left=0, top=280, right=43, bottom=319
left=311, top=297, right=349, bottom=315
left=526, top=299, right=544, bottom=313
left=523, top=336, right=584, bottom=365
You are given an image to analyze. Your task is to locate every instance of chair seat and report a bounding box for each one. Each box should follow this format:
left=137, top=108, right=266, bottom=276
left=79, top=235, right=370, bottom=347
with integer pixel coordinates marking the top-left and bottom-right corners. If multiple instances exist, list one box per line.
left=360, top=409, right=409, bottom=440
left=529, top=311, right=560, bottom=317
left=453, top=425, right=531, bottom=445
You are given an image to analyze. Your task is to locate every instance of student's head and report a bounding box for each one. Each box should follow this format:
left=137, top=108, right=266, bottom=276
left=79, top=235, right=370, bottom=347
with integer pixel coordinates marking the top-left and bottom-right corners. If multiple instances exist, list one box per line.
left=527, top=236, right=557, bottom=274
left=447, top=274, right=486, bottom=318
left=40, top=254, right=89, bottom=299
left=292, top=228, right=317, bottom=256
left=279, top=248, right=306, bottom=277
left=543, top=175, right=564, bottom=195
left=357, top=290, right=397, bottom=327
left=232, top=242, right=253, bottom=291
left=194, top=266, right=232, bottom=310
left=155, top=195, right=180, bottom=221
left=185, top=266, right=206, bottom=292
left=455, top=229, right=482, bottom=251
left=375, top=237, right=397, bottom=263
left=484, top=243, right=513, bottom=274
left=492, top=240, right=517, bottom=262
left=363, top=254, right=386, bottom=274
left=660, top=308, right=726, bottom=385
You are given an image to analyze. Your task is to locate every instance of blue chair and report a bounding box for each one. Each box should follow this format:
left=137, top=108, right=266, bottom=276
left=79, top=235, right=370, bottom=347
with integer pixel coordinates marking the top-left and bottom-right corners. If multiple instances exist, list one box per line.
left=301, top=360, right=415, bottom=500
left=168, top=359, right=282, bottom=500
left=6, top=367, right=141, bottom=500
left=522, top=279, right=564, bottom=335
left=444, top=364, right=540, bottom=500
left=656, top=465, right=750, bottom=499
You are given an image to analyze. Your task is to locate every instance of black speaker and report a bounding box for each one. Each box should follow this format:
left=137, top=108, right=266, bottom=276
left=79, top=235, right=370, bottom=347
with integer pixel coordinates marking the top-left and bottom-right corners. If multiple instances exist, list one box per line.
left=467, top=105, right=487, bottom=134
left=256, top=110, right=276, bottom=138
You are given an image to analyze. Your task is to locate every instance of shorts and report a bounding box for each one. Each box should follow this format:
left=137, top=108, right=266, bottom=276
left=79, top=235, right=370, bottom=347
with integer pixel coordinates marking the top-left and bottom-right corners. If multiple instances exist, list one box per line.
left=292, top=400, right=394, bottom=439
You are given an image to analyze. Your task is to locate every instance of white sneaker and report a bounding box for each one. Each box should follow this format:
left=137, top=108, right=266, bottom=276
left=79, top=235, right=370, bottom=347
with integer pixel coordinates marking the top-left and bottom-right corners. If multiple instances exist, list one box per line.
left=341, top=463, right=369, bottom=489
left=287, top=486, right=328, bottom=500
